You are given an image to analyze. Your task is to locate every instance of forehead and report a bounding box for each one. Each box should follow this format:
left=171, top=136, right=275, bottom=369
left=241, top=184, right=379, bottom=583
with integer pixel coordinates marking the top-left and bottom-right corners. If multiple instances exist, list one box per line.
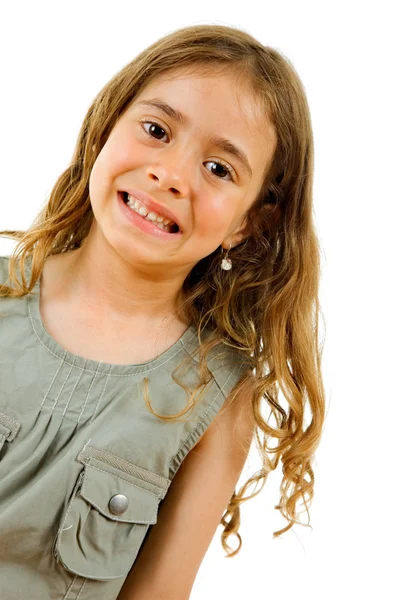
left=129, top=68, right=276, bottom=179
left=133, top=68, right=266, bottom=132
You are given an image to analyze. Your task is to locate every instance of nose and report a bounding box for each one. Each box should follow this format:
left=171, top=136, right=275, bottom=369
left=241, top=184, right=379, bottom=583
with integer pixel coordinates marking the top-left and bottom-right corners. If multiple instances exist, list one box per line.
left=146, top=147, right=191, bottom=197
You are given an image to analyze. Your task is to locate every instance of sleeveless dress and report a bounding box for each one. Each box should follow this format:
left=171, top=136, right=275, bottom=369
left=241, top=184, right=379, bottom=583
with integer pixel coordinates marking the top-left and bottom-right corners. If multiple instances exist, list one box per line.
left=0, top=255, right=250, bottom=600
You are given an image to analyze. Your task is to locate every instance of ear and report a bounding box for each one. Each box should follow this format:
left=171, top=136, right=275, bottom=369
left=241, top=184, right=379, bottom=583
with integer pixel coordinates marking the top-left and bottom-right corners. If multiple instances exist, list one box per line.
left=224, top=203, right=281, bottom=250
left=222, top=214, right=251, bottom=250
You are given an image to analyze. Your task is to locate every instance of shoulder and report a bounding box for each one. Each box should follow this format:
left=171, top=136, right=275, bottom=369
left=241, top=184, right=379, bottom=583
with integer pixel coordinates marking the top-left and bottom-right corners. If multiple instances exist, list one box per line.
left=117, top=365, right=255, bottom=600
left=0, top=255, right=10, bottom=282
left=0, top=255, right=32, bottom=289
left=196, top=329, right=253, bottom=401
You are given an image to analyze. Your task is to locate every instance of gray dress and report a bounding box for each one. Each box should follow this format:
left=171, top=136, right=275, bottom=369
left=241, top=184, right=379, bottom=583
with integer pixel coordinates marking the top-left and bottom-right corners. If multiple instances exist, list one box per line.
left=0, top=255, right=250, bottom=600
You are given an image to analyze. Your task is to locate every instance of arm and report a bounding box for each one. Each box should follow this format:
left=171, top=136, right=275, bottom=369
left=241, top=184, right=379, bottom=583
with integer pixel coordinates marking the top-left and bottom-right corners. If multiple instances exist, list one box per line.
left=116, top=382, right=256, bottom=600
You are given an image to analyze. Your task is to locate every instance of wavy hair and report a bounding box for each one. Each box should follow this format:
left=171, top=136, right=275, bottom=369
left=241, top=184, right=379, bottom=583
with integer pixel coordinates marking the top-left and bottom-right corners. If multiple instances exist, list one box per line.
left=0, top=24, right=326, bottom=557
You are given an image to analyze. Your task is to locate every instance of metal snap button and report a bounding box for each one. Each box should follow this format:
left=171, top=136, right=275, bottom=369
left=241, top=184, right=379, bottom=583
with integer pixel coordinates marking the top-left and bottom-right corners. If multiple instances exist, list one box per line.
left=108, top=493, right=129, bottom=515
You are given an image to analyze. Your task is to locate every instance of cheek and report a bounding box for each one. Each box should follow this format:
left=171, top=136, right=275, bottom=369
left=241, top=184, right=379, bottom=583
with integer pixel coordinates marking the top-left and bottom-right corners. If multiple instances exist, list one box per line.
left=90, top=141, right=142, bottom=203
left=88, top=146, right=122, bottom=210
left=195, top=196, right=233, bottom=235
left=112, top=138, right=143, bottom=173
left=88, top=157, right=106, bottom=202
left=94, top=136, right=143, bottom=180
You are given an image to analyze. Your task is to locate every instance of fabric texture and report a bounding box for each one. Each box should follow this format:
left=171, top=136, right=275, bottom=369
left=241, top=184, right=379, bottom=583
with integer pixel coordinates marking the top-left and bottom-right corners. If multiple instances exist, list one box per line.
left=0, top=255, right=250, bottom=600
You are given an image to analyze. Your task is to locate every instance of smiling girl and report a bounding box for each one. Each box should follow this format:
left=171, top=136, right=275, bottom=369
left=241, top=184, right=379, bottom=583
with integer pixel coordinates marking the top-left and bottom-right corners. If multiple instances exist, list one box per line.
left=0, top=24, right=326, bottom=600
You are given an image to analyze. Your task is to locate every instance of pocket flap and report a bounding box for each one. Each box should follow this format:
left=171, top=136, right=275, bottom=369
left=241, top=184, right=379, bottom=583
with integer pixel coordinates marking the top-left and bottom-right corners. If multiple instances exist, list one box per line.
left=54, top=460, right=165, bottom=580
left=81, top=462, right=159, bottom=524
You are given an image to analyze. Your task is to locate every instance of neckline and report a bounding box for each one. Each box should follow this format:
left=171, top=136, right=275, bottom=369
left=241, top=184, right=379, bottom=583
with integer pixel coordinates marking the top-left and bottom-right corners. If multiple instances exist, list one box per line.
left=25, top=257, right=199, bottom=376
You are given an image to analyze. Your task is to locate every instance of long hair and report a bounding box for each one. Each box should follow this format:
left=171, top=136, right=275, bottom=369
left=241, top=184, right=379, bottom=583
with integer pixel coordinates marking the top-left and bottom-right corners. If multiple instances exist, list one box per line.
left=0, top=24, right=326, bottom=557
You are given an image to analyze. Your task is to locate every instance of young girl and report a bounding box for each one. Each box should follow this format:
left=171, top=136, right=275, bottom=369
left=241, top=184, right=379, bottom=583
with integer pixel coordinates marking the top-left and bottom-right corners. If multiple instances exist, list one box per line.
left=0, top=24, right=326, bottom=600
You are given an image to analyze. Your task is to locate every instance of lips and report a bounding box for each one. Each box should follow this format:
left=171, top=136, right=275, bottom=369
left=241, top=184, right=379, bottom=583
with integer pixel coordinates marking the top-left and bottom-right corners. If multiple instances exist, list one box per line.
left=122, top=192, right=179, bottom=233
left=119, top=187, right=183, bottom=233
left=117, top=192, right=183, bottom=240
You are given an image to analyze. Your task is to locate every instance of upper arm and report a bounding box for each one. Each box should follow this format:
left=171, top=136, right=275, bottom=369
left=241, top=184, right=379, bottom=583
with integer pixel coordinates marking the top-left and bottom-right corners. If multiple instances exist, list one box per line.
left=116, top=378, right=256, bottom=600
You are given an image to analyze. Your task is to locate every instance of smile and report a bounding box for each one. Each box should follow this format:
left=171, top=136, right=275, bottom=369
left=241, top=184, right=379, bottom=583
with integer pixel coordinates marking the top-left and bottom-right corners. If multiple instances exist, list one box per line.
left=122, top=192, right=179, bottom=233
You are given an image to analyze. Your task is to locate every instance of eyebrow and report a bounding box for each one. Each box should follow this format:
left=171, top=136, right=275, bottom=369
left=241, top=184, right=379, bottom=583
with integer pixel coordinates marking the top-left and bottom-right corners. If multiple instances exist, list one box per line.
left=136, top=98, right=253, bottom=179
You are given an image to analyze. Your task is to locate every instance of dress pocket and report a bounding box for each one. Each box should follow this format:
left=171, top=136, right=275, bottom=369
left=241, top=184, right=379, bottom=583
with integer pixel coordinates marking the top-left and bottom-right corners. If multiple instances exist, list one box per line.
left=0, top=411, right=21, bottom=454
left=53, top=446, right=171, bottom=581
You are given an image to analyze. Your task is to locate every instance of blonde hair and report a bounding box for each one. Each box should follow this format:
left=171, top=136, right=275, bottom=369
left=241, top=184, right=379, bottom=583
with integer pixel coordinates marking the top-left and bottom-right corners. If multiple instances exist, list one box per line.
left=0, top=24, right=326, bottom=557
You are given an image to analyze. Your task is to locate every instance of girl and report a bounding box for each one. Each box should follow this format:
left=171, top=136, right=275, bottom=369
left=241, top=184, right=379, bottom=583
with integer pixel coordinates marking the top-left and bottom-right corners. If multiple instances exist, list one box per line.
left=0, top=24, right=326, bottom=600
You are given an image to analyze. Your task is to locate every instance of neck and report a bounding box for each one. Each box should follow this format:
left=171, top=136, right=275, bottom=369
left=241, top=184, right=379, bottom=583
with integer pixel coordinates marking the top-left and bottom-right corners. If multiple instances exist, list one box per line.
left=42, top=222, right=190, bottom=329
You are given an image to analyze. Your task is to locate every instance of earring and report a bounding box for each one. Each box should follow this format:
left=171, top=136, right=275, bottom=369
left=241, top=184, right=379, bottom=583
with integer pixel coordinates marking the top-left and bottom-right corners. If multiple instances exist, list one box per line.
left=220, top=243, right=232, bottom=270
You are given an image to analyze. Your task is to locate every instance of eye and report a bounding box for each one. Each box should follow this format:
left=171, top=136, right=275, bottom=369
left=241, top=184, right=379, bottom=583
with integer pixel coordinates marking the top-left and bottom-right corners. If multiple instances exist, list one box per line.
left=140, top=119, right=236, bottom=182
left=141, top=120, right=168, bottom=142
left=204, top=160, right=235, bottom=182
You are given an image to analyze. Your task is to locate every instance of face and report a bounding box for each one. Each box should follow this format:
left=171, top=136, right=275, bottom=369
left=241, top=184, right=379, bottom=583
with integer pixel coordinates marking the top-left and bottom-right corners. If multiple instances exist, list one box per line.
left=88, top=68, right=276, bottom=273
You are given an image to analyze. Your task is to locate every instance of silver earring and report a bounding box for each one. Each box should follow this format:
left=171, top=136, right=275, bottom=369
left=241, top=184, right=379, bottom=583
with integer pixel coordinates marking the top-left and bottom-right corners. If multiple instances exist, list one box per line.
left=220, top=243, right=232, bottom=270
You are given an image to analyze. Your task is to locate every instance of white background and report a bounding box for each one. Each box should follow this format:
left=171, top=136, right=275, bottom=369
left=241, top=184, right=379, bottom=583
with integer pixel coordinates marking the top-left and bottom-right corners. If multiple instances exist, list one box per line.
left=1, top=1, right=399, bottom=598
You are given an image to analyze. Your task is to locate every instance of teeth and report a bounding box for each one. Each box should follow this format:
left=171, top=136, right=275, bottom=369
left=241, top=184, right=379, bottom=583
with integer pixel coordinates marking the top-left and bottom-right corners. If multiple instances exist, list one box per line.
left=126, top=193, right=176, bottom=230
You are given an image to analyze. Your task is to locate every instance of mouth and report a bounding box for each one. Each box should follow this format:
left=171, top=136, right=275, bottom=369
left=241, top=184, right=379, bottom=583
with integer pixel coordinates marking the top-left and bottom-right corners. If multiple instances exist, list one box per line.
left=120, top=191, right=180, bottom=234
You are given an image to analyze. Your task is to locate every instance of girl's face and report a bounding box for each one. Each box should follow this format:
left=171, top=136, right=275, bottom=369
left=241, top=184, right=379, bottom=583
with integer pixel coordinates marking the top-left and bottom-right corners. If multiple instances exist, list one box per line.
left=89, top=68, right=276, bottom=272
